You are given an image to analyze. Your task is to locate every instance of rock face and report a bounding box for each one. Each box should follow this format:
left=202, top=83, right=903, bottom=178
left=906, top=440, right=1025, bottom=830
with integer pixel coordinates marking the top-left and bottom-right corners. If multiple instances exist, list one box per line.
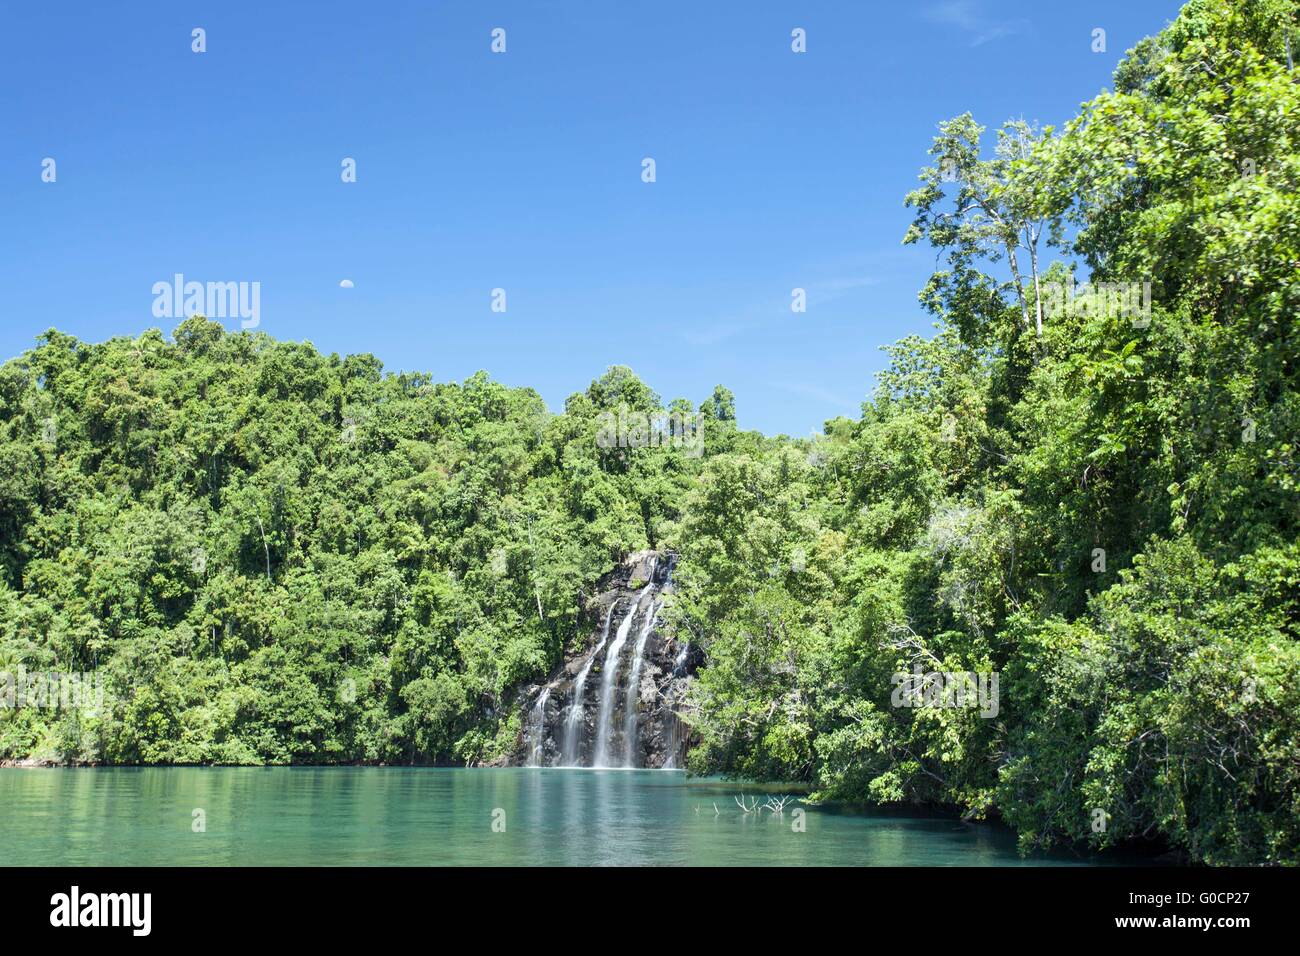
left=513, top=550, right=699, bottom=768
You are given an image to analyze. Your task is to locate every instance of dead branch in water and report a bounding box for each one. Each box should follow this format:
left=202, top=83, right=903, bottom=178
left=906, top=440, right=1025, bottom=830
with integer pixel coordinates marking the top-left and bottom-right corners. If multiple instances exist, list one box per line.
left=734, top=794, right=762, bottom=813
left=764, top=795, right=792, bottom=814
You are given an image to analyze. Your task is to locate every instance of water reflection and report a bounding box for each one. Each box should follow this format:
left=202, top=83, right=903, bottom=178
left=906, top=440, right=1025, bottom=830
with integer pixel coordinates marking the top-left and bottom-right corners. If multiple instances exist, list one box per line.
left=0, top=767, right=1130, bottom=866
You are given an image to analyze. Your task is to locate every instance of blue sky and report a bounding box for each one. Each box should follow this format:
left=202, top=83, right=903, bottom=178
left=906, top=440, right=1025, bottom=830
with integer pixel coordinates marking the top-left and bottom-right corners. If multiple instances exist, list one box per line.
left=0, top=0, right=1185, bottom=436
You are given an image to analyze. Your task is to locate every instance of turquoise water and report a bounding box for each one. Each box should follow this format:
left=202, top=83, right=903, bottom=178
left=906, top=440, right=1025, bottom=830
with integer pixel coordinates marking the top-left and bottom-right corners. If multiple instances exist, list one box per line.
left=0, top=767, right=1115, bottom=866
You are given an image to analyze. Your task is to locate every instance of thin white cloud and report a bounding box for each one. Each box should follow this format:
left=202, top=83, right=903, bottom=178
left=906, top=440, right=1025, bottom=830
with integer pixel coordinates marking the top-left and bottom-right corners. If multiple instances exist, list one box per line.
left=924, top=0, right=979, bottom=29
left=681, top=274, right=879, bottom=347
left=923, top=1, right=1028, bottom=47
left=769, top=380, right=860, bottom=414
left=970, top=20, right=1029, bottom=47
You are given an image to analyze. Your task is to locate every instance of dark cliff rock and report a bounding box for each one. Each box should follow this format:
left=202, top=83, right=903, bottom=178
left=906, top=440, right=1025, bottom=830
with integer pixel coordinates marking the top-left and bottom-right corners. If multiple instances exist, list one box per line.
left=512, top=550, right=697, bottom=768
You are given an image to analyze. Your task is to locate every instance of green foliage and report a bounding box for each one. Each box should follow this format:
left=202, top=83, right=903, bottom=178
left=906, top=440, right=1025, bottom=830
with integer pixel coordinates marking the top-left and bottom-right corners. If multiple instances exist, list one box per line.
left=2, top=0, right=1295, bottom=866
left=668, top=0, right=1300, bottom=865
left=0, top=324, right=713, bottom=766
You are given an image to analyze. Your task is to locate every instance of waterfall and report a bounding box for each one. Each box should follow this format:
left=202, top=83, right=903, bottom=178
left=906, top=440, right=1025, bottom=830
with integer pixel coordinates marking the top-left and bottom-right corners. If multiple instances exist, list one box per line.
left=525, top=687, right=550, bottom=767
left=663, top=717, right=682, bottom=770
left=592, top=592, right=647, bottom=768
left=521, top=552, right=691, bottom=770
left=661, top=641, right=690, bottom=769
left=562, top=600, right=617, bottom=765
left=621, top=598, right=660, bottom=767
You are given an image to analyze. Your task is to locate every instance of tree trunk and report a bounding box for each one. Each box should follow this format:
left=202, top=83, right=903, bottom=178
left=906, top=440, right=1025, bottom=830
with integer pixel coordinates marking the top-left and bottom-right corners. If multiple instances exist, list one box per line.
left=257, top=517, right=271, bottom=579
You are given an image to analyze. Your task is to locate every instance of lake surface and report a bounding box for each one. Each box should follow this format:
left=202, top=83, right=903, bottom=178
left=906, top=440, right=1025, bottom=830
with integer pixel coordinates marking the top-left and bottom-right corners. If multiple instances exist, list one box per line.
left=0, top=767, right=1120, bottom=866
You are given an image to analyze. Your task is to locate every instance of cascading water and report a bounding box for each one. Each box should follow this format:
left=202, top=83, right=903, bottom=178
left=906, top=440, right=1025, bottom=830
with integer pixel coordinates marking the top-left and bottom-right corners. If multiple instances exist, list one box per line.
left=621, top=598, right=661, bottom=767
left=518, top=552, right=692, bottom=770
left=562, top=600, right=617, bottom=765
left=525, top=687, right=550, bottom=767
left=592, top=594, right=645, bottom=768
left=662, top=642, right=690, bottom=769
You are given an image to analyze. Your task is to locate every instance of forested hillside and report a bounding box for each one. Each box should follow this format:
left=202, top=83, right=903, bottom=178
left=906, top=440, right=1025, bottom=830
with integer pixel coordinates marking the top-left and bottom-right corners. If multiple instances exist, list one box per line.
left=2, top=0, right=1298, bottom=864
left=0, top=321, right=731, bottom=766
left=669, top=0, right=1300, bottom=865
